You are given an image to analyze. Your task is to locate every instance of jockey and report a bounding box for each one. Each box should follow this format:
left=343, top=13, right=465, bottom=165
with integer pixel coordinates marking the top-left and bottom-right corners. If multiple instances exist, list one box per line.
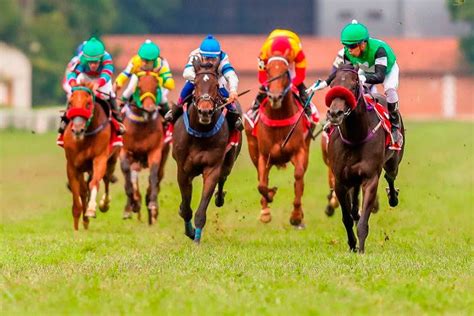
left=57, top=37, right=124, bottom=147
left=115, top=39, right=175, bottom=117
left=307, top=20, right=402, bottom=150
left=62, top=41, right=86, bottom=95
left=164, top=34, right=242, bottom=143
left=249, top=29, right=317, bottom=126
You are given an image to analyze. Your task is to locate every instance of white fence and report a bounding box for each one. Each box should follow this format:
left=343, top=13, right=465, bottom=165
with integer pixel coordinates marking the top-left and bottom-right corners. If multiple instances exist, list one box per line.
left=0, top=108, right=61, bottom=133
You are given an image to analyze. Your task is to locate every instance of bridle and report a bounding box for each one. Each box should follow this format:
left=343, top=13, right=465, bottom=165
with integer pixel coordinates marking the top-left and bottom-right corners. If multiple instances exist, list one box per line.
left=264, top=56, right=291, bottom=101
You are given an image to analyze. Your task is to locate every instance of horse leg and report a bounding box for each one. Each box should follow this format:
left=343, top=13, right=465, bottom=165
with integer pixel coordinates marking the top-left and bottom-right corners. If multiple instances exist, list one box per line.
left=131, top=165, right=142, bottom=215
left=67, top=164, right=83, bottom=230
left=79, top=176, right=89, bottom=229
left=158, top=143, right=170, bottom=192
left=120, top=153, right=135, bottom=219
left=357, top=176, right=379, bottom=254
left=85, top=154, right=108, bottom=218
left=214, top=176, right=227, bottom=207
left=257, top=154, right=276, bottom=223
left=194, top=166, right=221, bottom=244
left=384, top=159, right=400, bottom=207
left=325, top=167, right=338, bottom=217
left=146, top=148, right=162, bottom=225
left=335, top=184, right=357, bottom=252
left=351, top=185, right=361, bottom=222
left=289, top=150, right=308, bottom=228
left=177, top=168, right=194, bottom=240
left=99, top=153, right=118, bottom=213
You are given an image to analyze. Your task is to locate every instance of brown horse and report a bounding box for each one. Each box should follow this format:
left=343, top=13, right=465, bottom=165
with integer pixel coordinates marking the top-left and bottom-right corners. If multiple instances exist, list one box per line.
left=172, top=59, right=241, bottom=243
left=325, top=64, right=404, bottom=253
left=119, top=71, right=169, bottom=225
left=244, top=54, right=311, bottom=228
left=63, top=83, right=119, bottom=230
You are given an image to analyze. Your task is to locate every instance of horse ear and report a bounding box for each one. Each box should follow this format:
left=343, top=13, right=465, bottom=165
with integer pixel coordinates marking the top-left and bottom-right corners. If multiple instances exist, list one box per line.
left=192, top=56, right=201, bottom=71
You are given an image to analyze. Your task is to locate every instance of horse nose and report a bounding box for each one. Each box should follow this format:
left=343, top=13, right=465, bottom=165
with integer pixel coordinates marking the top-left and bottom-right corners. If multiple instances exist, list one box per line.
left=327, top=109, right=344, bottom=122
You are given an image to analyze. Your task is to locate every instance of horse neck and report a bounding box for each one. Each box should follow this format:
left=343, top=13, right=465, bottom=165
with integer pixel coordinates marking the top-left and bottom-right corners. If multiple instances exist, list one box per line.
left=340, top=99, right=370, bottom=143
left=188, top=104, right=223, bottom=132
left=263, top=92, right=298, bottom=120
left=89, top=101, right=106, bottom=129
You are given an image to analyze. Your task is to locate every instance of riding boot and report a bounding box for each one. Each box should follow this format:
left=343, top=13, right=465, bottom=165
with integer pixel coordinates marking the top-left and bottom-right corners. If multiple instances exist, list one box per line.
left=109, top=98, right=126, bottom=135
left=159, top=102, right=170, bottom=118
left=164, top=102, right=184, bottom=123
left=387, top=101, right=402, bottom=148
left=297, top=83, right=316, bottom=132
left=226, top=108, right=243, bottom=132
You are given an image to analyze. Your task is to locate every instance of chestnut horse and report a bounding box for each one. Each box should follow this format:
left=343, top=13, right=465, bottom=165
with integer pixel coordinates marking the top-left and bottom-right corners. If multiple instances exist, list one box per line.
left=63, top=83, right=119, bottom=230
left=172, top=59, right=241, bottom=243
left=325, top=64, right=404, bottom=253
left=119, top=71, right=169, bottom=225
left=244, top=53, right=311, bottom=228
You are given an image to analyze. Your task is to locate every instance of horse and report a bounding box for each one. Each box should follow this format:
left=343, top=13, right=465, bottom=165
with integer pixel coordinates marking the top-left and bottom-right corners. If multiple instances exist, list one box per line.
left=119, top=71, right=170, bottom=225
left=63, top=83, right=119, bottom=230
left=325, top=64, right=404, bottom=253
left=172, top=58, right=242, bottom=243
left=244, top=53, right=311, bottom=228
left=321, top=131, right=339, bottom=216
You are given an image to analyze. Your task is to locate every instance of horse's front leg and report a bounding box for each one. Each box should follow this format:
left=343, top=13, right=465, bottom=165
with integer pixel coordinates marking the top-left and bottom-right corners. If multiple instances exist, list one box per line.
left=177, top=167, right=194, bottom=240
left=289, top=149, right=309, bottom=228
left=358, top=175, right=379, bottom=253
left=257, top=154, right=275, bottom=223
left=66, top=163, right=82, bottom=230
left=146, top=147, right=163, bottom=225
left=99, top=151, right=118, bottom=213
left=335, top=183, right=357, bottom=252
left=85, top=154, right=108, bottom=218
left=193, top=166, right=221, bottom=244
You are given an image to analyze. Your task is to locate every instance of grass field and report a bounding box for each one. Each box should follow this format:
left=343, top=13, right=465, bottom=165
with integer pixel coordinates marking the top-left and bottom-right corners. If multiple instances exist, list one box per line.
left=1, top=122, right=473, bottom=315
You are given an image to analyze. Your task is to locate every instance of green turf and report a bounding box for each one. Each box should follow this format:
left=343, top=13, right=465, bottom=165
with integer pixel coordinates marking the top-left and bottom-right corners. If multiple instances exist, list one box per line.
left=1, top=122, right=473, bottom=315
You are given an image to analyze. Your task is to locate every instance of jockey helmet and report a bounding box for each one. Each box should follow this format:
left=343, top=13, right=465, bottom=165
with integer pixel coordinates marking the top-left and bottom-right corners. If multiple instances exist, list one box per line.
left=340, top=20, right=370, bottom=45
left=271, top=36, right=291, bottom=54
left=81, top=37, right=105, bottom=63
left=138, top=39, right=160, bottom=61
left=199, top=35, right=221, bottom=58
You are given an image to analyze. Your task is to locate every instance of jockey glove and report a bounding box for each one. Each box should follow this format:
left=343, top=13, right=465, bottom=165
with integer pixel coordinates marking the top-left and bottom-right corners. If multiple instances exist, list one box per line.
left=297, top=83, right=312, bottom=116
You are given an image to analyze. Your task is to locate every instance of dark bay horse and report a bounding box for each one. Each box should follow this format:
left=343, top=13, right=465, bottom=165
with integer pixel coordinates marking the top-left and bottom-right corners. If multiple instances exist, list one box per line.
left=172, top=59, right=241, bottom=243
left=63, top=83, right=119, bottom=230
left=244, top=54, right=311, bottom=228
left=120, top=71, right=169, bottom=225
left=325, top=64, right=404, bottom=253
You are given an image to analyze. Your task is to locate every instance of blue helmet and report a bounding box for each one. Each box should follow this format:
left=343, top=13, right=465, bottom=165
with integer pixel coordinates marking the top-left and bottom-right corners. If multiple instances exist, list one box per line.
left=199, top=34, right=221, bottom=58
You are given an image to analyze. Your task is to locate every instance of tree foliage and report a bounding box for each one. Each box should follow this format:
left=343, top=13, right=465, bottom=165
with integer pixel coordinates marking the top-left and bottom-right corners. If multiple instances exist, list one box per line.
left=447, top=0, right=474, bottom=69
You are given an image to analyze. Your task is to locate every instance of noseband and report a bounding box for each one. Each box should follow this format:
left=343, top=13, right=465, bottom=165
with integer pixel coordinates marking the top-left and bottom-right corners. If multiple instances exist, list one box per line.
left=265, top=56, right=291, bottom=100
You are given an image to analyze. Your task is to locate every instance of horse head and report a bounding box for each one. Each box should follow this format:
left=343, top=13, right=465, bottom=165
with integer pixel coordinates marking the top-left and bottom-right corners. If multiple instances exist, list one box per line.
left=133, top=70, right=160, bottom=116
left=67, top=82, right=96, bottom=140
left=265, top=53, right=291, bottom=109
left=325, top=64, right=360, bottom=126
left=193, top=57, right=221, bottom=125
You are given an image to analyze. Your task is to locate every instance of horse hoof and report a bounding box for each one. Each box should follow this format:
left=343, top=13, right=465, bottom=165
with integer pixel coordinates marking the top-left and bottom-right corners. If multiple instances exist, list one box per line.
left=325, top=205, right=335, bottom=217
left=259, top=208, right=272, bottom=223
left=85, top=210, right=96, bottom=218
left=293, top=222, right=306, bottom=230
left=122, top=211, right=133, bottom=220
left=83, top=220, right=89, bottom=230
left=214, top=191, right=226, bottom=207
left=193, top=238, right=201, bottom=245
left=389, top=196, right=399, bottom=207
left=290, top=217, right=304, bottom=227
left=185, top=222, right=195, bottom=240
left=99, top=199, right=110, bottom=213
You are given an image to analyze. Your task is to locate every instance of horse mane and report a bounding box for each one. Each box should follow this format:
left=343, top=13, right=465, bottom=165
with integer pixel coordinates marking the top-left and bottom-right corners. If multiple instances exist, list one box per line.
left=338, top=63, right=357, bottom=72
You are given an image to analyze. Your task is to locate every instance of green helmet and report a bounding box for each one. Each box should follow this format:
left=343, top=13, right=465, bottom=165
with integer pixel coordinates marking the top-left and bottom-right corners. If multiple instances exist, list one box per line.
left=138, top=40, right=160, bottom=61
left=81, top=37, right=105, bottom=63
left=340, top=20, right=369, bottom=45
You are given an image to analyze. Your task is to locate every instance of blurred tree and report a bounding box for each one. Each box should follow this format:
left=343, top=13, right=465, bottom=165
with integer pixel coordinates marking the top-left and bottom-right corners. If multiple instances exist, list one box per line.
left=447, top=0, right=474, bottom=70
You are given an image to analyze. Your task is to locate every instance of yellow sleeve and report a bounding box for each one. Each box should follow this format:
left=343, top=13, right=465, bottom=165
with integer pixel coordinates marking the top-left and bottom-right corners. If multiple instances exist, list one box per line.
left=115, top=56, right=140, bottom=88
left=158, top=59, right=175, bottom=90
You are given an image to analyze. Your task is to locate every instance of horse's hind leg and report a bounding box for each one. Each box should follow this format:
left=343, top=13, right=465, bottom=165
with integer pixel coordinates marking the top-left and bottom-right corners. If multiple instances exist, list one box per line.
left=357, top=176, right=379, bottom=254
left=99, top=152, right=118, bottom=213
left=384, top=157, right=400, bottom=207
left=146, top=148, right=163, bottom=225
left=214, top=177, right=227, bottom=207
left=85, top=154, right=108, bottom=218
left=325, top=169, right=339, bottom=217
left=120, top=153, right=137, bottom=219
left=350, top=185, right=361, bottom=222
left=177, top=168, right=195, bottom=240
left=335, top=184, right=357, bottom=252
left=79, top=176, right=89, bottom=229
left=290, top=150, right=308, bottom=228
left=257, top=154, right=276, bottom=223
